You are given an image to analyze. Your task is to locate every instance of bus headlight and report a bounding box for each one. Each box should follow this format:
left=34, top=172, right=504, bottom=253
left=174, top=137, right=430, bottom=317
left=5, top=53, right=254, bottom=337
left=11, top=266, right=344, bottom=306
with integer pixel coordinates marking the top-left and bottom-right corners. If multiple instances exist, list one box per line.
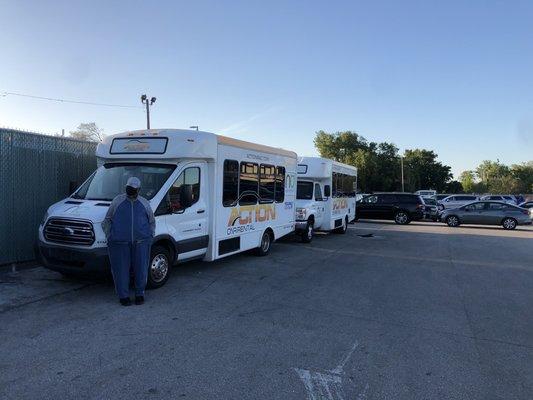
left=40, top=211, right=49, bottom=227
left=296, top=208, right=307, bottom=220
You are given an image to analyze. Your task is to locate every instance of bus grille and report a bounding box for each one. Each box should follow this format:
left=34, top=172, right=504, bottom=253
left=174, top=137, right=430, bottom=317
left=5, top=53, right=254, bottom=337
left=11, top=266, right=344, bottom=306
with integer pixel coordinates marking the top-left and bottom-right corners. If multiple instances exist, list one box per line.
left=44, top=218, right=95, bottom=246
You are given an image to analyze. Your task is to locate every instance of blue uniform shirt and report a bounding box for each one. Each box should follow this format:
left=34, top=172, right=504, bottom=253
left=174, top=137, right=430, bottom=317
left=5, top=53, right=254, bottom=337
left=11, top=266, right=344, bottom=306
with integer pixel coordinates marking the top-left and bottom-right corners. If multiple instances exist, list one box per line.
left=102, top=194, right=155, bottom=243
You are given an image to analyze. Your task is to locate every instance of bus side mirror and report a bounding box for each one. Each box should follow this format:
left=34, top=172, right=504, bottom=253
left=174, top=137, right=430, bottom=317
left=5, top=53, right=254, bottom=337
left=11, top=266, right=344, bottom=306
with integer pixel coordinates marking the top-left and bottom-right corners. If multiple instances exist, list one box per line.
left=324, top=185, right=331, bottom=197
left=180, top=184, right=194, bottom=209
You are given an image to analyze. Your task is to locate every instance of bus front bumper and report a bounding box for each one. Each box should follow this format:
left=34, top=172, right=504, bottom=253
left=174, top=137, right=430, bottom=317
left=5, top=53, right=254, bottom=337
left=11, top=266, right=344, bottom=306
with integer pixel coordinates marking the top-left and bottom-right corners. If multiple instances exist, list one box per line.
left=38, top=241, right=110, bottom=276
left=295, top=220, right=308, bottom=232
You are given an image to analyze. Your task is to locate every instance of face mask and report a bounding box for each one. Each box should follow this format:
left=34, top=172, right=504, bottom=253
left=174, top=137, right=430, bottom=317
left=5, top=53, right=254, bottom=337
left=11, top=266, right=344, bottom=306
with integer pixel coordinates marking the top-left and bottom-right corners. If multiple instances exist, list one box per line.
left=126, top=186, right=138, bottom=197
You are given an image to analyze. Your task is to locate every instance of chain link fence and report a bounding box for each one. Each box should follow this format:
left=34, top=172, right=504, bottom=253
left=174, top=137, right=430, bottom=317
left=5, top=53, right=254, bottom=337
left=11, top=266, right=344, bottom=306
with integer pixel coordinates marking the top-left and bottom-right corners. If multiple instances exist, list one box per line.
left=0, top=128, right=97, bottom=265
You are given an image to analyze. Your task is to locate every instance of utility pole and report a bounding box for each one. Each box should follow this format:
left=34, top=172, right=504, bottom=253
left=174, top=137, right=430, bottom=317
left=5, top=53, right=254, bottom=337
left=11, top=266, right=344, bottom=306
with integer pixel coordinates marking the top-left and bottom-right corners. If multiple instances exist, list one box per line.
left=140, top=94, right=157, bottom=129
left=400, top=156, right=405, bottom=192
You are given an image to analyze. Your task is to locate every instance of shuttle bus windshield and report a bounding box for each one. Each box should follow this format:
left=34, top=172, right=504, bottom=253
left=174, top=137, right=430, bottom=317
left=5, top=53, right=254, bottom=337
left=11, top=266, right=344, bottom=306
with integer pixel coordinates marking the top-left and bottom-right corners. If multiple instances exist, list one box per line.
left=297, top=181, right=314, bottom=200
left=73, top=163, right=175, bottom=201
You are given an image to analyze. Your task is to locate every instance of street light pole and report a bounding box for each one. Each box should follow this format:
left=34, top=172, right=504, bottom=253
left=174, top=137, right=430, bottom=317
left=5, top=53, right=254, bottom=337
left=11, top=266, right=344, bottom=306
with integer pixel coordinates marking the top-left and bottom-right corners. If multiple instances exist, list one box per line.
left=141, top=94, right=157, bottom=129
left=401, top=156, right=405, bottom=192
left=144, top=99, right=150, bottom=129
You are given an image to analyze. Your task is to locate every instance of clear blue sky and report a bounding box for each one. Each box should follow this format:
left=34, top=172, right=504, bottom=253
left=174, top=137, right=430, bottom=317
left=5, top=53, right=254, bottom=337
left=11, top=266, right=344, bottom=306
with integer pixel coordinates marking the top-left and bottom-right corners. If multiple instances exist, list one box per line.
left=1, top=0, right=532, bottom=177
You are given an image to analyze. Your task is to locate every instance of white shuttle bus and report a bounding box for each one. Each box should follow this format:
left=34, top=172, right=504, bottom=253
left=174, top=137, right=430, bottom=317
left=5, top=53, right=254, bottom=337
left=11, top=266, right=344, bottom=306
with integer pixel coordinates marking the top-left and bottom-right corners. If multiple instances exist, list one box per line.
left=38, top=129, right=297, bottom=287
left=295, top=157, right=357, bottom=242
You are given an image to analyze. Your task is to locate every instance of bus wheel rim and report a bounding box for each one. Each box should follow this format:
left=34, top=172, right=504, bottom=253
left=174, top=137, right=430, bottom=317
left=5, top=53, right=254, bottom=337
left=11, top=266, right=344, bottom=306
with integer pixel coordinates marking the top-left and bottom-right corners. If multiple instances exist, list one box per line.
left=150, top=254, right=168, bottom=283
left=261, top=233, right=270, bottom=252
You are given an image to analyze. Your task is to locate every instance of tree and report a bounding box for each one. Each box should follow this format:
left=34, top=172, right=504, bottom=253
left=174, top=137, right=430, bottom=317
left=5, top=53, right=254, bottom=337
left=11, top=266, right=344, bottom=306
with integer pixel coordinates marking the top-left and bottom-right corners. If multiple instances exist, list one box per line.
left=402, top=149, right=452, bottom=192
left=374, top=142, right=400, bottom=191
left=352, top=148, right=378, bottom=192
left=510, top=162, right=533, bottom=193
left=313, top=130, right=453, bottom=193
left=314, top=130, right=401, bottom=192
left=466, top=160, right=532, bottom=194
left=313, top=130, right=368, bottom=164
left=488, top=175, right=520, bottom=194
left=445, top=180, right=463, bottom=194
left=70, top=123, right=104, bottom=142
left=475, top=160, right=509, bottom=185
left=459, top=171, right=476, bottom=193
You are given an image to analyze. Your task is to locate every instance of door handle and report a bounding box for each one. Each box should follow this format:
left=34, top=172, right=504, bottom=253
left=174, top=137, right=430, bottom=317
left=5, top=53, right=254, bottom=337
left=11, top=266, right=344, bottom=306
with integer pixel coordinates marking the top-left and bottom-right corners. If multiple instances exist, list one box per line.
left=197, top=209, right=205, bottom=214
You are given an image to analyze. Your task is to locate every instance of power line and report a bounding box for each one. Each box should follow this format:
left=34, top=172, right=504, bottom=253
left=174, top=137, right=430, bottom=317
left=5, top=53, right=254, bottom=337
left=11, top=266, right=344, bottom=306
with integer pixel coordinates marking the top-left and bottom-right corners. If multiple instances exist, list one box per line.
left=0, top=90, right=142, bottom=109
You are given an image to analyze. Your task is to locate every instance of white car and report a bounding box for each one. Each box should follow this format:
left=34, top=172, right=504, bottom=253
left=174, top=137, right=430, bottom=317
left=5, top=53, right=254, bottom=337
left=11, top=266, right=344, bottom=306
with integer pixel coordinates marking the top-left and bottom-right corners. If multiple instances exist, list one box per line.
left=438, top=195, right=479, bottom=211
left=415, top=190, right=437, bottom=198
left=480, top=195, right=517, bottom=205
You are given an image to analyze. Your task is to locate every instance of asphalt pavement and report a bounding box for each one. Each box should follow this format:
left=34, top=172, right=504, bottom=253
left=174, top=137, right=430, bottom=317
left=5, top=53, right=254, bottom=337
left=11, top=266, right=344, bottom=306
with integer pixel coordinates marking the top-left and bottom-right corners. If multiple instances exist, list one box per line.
left=1, top=221, right=532, bottom=399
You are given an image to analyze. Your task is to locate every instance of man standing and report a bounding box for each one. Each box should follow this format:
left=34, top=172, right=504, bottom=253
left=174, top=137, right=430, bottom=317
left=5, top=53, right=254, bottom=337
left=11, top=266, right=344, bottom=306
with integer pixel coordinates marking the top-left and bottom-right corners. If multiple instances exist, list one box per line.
left=102, top=177, right=155, bottom=306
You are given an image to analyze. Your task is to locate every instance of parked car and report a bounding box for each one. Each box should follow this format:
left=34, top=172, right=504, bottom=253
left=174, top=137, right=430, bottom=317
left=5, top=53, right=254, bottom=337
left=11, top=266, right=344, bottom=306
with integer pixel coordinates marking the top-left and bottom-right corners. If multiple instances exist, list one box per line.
left=356, top=193, right=425, bottom=224
left=437, top=195, right=478, bottom=211
left=519, top=201, right=533, bottom=218
left=434, top=194, right=452, bottom=201
left=355, top=193, right=369, bottom=201
left=415, top=190, right=436, bottom=198
left=421, top=197, right=439, bottom=221
left=480, top=195, right=517, bottom=205
left=440, top=201, right=531, bottom=230
left=515, top=195, right=526, bottom=204
left=519, top=201, right=533, bottom=209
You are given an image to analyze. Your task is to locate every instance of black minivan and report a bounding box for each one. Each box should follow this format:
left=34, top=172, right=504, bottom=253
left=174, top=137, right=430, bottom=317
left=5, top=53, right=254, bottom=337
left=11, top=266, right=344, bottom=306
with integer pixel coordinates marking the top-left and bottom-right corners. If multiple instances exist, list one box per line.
left=356, top=193, right=425, bottom=224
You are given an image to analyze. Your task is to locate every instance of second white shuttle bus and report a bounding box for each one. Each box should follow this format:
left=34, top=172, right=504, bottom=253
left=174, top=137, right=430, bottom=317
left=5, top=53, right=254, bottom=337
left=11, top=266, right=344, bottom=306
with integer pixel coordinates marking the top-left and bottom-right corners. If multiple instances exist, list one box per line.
left=295, top=157, right=357, bottom=242
left=38, top=129, right=297, bottom=288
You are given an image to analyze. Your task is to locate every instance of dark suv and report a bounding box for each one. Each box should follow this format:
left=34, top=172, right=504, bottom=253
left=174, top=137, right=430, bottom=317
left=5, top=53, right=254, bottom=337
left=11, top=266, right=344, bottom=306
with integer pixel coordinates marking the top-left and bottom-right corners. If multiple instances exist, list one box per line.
left=356, top=193, right=425, bottom=224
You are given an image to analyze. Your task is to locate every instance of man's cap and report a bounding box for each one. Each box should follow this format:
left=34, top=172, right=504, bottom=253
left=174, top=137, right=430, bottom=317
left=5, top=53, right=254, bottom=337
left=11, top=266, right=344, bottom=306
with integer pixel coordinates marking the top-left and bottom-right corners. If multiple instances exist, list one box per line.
left=126, top=177, right=141, bottom=189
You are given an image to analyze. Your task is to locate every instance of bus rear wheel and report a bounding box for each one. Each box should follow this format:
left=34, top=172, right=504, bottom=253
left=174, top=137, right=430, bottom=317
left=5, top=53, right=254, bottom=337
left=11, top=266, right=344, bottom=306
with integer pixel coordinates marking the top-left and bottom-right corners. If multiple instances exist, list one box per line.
left=335, top=217, right=348, bottom=234
left=255, top=230, right=273, bottom=256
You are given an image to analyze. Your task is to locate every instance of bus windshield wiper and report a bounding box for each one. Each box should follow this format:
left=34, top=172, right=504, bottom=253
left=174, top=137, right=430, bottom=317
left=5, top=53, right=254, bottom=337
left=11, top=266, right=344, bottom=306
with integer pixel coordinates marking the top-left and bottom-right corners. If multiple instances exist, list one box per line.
left=86, top=197, right=113, bottom=201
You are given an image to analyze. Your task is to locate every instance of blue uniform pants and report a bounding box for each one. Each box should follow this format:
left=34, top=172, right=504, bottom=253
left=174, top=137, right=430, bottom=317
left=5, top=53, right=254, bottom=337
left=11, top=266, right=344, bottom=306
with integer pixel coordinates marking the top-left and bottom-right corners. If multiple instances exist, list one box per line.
left=108, top=240, right=151, bottom=299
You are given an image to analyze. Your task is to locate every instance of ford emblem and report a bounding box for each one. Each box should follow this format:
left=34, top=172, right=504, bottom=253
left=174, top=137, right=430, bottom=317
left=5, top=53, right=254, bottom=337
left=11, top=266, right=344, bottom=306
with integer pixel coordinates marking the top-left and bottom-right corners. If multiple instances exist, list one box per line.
left=63, top=227, right=74, bottom=235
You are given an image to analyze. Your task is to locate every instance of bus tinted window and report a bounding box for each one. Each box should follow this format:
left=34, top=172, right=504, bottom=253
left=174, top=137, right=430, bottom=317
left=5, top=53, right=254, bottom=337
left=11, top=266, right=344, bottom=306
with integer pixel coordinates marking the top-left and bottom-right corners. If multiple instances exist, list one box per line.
left=332, top=172, right=356, bottom=197
left=223, top=160, right=239, bottom=206
left=259, top=164, right=275, bottom=202
left=314, top=183, right=322, bottom=200
left=275, top=166, right=285, bottom=203
left=297, top=181, right=313, bottom=200
left=239, top=162, right=258, bottom=205
left=168, top=167, right=200, bottom=211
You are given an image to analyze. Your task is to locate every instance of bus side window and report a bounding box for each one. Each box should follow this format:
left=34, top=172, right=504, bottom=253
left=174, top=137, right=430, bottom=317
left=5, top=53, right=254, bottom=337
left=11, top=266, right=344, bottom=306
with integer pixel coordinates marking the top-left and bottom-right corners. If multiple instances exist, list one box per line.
left=168, top=167, right=200, bottom=212
left=223, top=160, right=239, bottom=207
left=314, top=183, right=323, bottom=201
left=259, top=164, right=275, bottom=203
left=239, top=162, right=259, bottom=205
left=275, top=166, right=285, bottom=203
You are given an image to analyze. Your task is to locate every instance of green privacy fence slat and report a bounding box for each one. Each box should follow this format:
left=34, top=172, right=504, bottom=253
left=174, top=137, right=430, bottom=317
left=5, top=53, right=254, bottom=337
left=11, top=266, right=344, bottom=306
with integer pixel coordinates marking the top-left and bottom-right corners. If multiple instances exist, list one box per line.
left=0, top=129, right=97, bottom=265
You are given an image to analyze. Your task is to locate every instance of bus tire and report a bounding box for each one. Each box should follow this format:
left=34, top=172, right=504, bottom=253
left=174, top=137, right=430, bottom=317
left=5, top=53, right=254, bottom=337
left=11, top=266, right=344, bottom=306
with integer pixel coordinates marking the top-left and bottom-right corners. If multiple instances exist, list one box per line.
left=301, top=220, right=314, bottom=243
left=255, top=229, right=273, bottom=256
left=335, top=217, right=348, bottom=234
left=147, top=245, right=171, bottom=289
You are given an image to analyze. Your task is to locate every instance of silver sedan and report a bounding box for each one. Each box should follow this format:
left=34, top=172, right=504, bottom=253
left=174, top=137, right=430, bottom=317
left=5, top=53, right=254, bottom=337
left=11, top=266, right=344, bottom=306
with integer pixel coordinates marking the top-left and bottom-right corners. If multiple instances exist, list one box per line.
left=440, top=201, right=532, bottom=230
